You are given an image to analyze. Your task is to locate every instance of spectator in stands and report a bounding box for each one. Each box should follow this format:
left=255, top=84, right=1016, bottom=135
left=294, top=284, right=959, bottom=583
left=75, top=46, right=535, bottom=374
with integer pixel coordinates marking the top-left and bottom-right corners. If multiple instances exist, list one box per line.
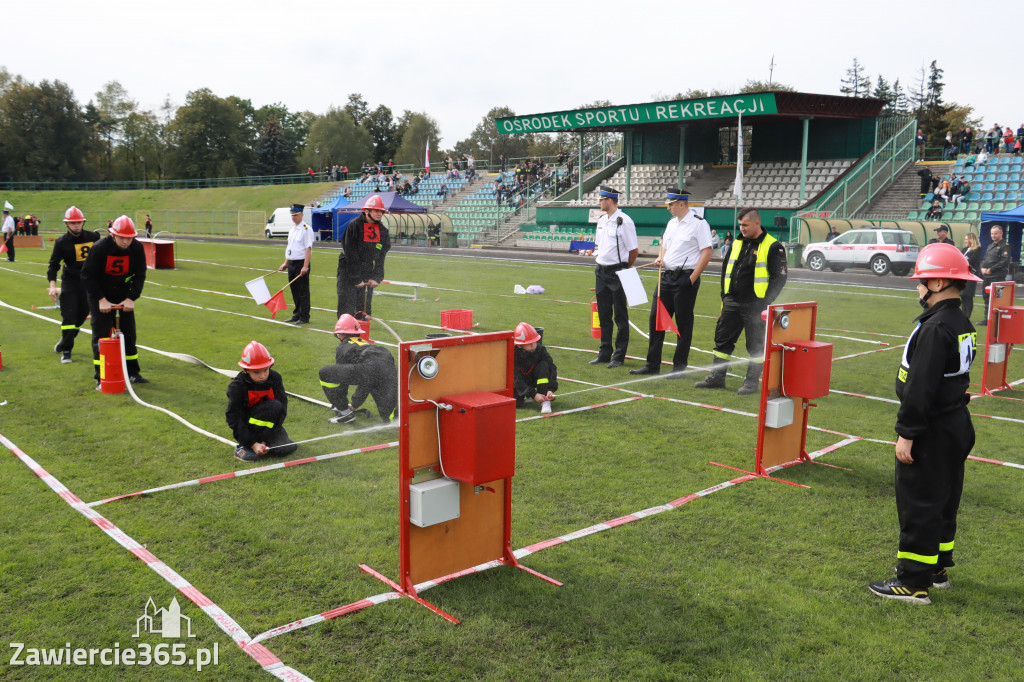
left=926, top=201, right=944, bottom=221
left=342, top=165, right=349, bottom=180
left=307, top=167, right=315, bottom=182
left=943, top=132, right=955, bottom=160
left=917, top=166, right=933, bottom=198
left=606, top=149, right=614, bottom=164
left=952, top=176, right=970, bottom=205
left=1005, top=128, right=1015, bottom=153
left=935, top=177, right=951, bottom=204
left=437, top=184, right=448, bottom=198
left=985, top=126, right=998, bottom=153
left=916, top=128, right=926, bottom=160
left=343, top=186, right=352, bottom=198
left=499, top=154, right=507, bottom=172
left=976, top=150, right=989, bottom=167
left=959, top=126, right=971, bottom=155
left=1017, top=125, right=1024, bottom=152
left=387, top=159, right=394, bottom=173
left=826, top=226, right=841, bottom=241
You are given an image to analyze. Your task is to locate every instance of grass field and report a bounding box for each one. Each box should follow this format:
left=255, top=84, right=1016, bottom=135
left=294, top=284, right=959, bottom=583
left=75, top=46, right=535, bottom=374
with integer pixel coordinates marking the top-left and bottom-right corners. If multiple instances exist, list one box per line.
left=1, top=239, right=1022, bottom=680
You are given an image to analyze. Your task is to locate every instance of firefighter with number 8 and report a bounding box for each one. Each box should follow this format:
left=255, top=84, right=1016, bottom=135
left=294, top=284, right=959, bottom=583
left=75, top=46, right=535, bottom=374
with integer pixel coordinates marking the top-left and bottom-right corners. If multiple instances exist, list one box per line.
left=81, top=215, right=149, bottom=387
left=868, top=242, right=980, bottom=605
left=337, top=194, right=391, bottom=320
left=47, top=206, right=100, bottom=364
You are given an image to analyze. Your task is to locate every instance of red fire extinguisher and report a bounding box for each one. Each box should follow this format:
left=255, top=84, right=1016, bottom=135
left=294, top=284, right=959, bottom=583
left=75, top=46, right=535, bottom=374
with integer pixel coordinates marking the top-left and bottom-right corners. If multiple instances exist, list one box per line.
left=589, top=297, right=601, bottom=339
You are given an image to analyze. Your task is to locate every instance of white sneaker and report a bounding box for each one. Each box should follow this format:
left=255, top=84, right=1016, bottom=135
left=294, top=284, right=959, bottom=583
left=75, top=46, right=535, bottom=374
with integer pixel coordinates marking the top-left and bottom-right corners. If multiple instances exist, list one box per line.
left=541, top=400, right=552, bottom=414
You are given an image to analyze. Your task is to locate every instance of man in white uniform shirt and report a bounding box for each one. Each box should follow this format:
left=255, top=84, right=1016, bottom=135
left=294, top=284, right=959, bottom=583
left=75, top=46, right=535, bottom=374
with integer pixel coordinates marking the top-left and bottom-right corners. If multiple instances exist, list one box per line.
left=2, top=204, right=15, bottom=262
left=631, top=189, right=713, bottom=376
left=591, top=186, right=638, bottom=368
left=278, top=204, right=313, bottom=324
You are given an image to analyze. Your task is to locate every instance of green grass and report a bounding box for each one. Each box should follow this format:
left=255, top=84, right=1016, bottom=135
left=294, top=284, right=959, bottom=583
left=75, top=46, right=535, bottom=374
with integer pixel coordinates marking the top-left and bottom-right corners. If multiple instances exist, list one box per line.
left=1, top=242, right=1022, bottom=680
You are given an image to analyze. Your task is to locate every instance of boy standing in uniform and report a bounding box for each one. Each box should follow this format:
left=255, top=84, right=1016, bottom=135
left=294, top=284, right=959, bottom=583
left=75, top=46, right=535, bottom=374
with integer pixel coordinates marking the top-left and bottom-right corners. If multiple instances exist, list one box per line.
left=226, top=341, right=298, bottom=462
left=81, top=215, right=149, bottom=387
left=337, top=195, right=391, bottom=320
left=513, top=322, right=557, bottom=414
left=47, top=206, right=100, bottom=363
left=318, top=314, right=397, bottom=424
left=868, top=243, right=980, bottom=605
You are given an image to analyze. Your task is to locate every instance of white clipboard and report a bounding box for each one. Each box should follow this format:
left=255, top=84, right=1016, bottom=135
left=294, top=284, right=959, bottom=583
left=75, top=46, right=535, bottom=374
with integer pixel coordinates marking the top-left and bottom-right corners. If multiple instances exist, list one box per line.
left=614, top=267, right=648, bottom=307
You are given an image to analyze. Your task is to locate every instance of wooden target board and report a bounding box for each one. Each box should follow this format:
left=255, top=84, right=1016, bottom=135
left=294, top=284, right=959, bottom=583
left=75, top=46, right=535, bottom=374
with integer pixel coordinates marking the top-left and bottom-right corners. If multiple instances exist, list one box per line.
left=981, top=281, right=1016, bottom=394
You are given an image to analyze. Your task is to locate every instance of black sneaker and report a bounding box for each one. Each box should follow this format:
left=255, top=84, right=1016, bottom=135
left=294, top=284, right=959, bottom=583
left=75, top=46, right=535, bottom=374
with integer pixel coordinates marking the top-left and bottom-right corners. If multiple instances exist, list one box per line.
left=931, top=568, right=950, bottom=589
left=54, top=342, right=62, bottom=353
left=234, top=445, right=259, bottom=462
left=328, top=408, right=356, bottom=424
left=868, top=577, right=931, bottom=604
left=61, top=351, right=72, bottom=364
left=129, top=374, right=150, bottom=384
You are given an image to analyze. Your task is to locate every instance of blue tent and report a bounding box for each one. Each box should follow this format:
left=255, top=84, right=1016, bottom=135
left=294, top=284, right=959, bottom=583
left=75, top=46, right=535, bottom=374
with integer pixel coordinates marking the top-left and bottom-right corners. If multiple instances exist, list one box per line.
left=980, top=204, right=1023, bottom=262
left=310, top=195, right=354, bottom=241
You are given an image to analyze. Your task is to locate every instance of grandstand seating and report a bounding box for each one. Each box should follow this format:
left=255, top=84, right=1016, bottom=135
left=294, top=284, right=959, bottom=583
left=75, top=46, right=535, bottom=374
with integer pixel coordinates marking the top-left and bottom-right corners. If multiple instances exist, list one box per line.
left=704, top=159, right=853, bottom=208
left=447, top=169, right=566, bottom=243
left=318, top=174, right=468, bottom=209
left=907, top=154, right=1024, bottom=219
left=566, top=164, right=702, bottom=206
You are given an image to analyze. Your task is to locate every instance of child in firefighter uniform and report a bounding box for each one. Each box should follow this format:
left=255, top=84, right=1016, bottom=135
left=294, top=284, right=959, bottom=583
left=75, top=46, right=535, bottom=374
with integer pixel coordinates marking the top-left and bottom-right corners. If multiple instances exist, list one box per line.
left=226, top=341, right=298, bottom=462
left=81, top=215, right=149, bottom=386
left=47, top=206, right=100, bottom=363
left=513, top=322, right=558, bottom=414
left=868, top=243, right=980, bottom=605
left=318, top=314, right=397, bottom=424
left=337, top=195, right=391, bottom=319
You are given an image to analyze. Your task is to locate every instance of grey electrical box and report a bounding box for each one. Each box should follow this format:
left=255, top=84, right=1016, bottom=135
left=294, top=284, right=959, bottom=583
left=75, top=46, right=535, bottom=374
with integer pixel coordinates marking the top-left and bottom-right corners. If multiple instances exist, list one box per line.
left=988, top=343, right=1006, bottom=364
left=409, top=478, right=460, bottom=528
left=764, top=397, right=795, bottom=429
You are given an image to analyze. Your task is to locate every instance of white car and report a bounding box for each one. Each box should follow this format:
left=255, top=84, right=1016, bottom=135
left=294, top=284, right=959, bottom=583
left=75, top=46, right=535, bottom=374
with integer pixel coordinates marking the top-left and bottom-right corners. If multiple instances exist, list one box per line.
left=265, top=207, right=313, bottom=238
left=801, top=228, right=919, bottom=276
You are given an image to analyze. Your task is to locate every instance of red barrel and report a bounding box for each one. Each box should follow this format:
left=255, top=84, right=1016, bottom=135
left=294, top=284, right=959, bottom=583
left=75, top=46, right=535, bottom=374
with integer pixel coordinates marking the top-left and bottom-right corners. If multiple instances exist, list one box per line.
left=99, top=332, right=126, bottom=394
left=356, top=312, right=371, bottom=341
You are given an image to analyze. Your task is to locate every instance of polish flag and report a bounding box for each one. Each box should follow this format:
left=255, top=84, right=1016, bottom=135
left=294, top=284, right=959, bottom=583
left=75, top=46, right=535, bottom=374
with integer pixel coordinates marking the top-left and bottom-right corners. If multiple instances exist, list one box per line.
left=425, top=139, right=430, bottom=170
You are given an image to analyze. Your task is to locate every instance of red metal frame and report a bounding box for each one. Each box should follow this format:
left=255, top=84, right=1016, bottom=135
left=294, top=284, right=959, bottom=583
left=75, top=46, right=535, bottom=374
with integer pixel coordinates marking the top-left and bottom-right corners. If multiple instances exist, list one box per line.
left=980, top=282, right=1016, bottom=396
left=367, top=331, right=558, bottom=623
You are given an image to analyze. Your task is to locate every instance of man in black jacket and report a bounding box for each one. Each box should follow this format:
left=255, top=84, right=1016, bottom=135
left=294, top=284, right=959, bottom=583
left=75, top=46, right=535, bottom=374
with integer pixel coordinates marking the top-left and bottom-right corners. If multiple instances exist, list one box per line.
left=337, top=195, right=391, bottom=319
left=694, top=208, right=787, bottom=395
left=81, top=215, right=148, bottom=386
left=869, top=243, right=980, bottom=605
left=978, top=224, right=1012, bottom=324
left=47, top=206, right=100, bottom=363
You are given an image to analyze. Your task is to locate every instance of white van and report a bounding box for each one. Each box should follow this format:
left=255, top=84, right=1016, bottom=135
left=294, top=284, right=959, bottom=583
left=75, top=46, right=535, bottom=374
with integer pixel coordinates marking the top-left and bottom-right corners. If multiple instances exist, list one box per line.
left=265, top=207, right=314, bottom=238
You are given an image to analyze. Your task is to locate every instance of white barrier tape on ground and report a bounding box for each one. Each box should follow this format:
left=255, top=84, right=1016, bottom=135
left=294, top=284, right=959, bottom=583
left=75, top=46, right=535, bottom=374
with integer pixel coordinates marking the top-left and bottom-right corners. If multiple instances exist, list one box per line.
left=829, top=389, right=901, bottom=405
left=516, top=396, right=644, bottom=422
left=831, top=345, right=903, bottom=361
left=87, top=441, right=399, bottom=507
left=0, top=433, right=309, bottom=679
left=117, top=334, right=236, bottom=446
left=816, top=333, right=890, bottom=346
left=249, top=437, right=859, bottom=646
left=820, top=326, right=906, bottom=339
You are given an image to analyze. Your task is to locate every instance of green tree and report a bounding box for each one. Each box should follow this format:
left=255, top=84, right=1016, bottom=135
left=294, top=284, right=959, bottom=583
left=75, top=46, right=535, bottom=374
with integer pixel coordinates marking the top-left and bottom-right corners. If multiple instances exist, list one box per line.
left=344, top=93, right=369, bottom=128
left=840, top=58, right=871, bottom=97
left=739, top=79, right=794, bottom=93
left=394, top=112, right=441, bottom=167
left=872, top=76, right=895, bottom=112
left=165, top=88, right=252, bottom=178
left=0, top=80, right=96, bottom=181
left=298, top=107, right=373, bottom=172
left=253, top=116, right=292, bottom=175
left=457, top=106, right=531, bottom=162
left=94, top=80, right=137, bottom=179
left=892, top=78, right=909, bottom=115
left=364, top=104, right=399, bottom=162
left=118, top=110, right=163, bottom=181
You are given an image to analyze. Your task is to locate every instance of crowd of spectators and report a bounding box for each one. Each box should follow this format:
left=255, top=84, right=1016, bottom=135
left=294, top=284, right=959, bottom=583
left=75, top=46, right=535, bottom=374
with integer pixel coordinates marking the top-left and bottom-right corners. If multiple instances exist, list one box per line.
left=927, top=124, right=1024, bottom=160
left=917, top=166, right=973, bottom=220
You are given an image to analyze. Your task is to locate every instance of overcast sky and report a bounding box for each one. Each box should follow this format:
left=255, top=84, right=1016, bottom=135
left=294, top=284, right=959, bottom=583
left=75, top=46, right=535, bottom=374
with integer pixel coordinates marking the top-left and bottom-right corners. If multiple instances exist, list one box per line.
left=6, top=0, right=1020, bottom=148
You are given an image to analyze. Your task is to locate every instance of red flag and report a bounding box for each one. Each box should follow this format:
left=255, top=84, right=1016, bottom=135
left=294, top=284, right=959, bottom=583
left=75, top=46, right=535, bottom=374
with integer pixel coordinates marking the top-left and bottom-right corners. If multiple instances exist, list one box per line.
left=264, top=289, right=287, bottom=318
left=0, top=242, right=7, bottom=254
left=655, top=298, right=679, bottom=335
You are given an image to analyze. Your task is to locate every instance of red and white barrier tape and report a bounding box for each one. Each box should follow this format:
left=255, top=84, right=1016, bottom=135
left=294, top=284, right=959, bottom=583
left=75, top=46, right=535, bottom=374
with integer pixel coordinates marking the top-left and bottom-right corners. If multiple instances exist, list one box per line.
left=816, top=333, right=890, bottom=346
left=832, top=345, right=904, bottom=361
left=248, top=436, right=859, bottom=645
left=829, top=389, right=900, bottom=405
left=87, top=441, right=398, bottom=507
left=0, top=433, right=309, bottom=680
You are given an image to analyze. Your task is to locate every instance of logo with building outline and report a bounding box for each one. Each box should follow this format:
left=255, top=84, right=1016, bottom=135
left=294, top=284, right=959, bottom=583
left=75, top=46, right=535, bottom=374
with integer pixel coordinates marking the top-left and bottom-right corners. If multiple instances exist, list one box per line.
left=133, top=597, right=195, bottom=639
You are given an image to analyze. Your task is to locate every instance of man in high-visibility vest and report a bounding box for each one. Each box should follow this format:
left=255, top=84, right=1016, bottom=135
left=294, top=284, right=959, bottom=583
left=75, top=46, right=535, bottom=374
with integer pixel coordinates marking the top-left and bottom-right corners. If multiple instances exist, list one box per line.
left=694, top=208, right=787, bottom=394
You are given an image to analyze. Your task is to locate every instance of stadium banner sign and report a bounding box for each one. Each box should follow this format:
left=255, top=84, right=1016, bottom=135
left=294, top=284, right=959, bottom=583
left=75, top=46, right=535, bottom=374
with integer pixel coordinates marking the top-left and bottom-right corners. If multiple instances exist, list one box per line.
left=496, top=94, right=778, bottom=134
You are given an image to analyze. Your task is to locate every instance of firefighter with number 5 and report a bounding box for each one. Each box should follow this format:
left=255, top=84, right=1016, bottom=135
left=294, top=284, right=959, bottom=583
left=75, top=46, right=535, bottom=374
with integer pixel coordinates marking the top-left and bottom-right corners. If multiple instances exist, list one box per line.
left=81, top=215, right=149, bottom=387
left=47, top=206, right=100, bottom=364
left=337, top=194, right=391, bottom=320
left=868, top=242, right=980, bottom=605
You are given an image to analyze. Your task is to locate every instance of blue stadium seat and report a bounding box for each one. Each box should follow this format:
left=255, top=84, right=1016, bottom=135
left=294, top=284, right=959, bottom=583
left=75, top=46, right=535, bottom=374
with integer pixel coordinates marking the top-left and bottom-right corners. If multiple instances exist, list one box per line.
left=994, top=192, right=1006, bottom=200
left=982, top=192, right=994, bottom=200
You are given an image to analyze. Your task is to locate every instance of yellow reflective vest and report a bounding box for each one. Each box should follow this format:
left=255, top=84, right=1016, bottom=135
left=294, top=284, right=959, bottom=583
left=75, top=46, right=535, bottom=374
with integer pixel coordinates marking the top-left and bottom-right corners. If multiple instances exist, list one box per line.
left=723, top=233, right=778, bottom=298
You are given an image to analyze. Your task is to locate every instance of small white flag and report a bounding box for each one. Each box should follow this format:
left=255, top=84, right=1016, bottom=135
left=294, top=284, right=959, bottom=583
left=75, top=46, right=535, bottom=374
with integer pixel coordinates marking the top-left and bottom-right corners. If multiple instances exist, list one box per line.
left=244, top=276, right=272, bottom=305
left=3, top=200, right=12, bottom=210
left=733, top=113, right=743, bottom=201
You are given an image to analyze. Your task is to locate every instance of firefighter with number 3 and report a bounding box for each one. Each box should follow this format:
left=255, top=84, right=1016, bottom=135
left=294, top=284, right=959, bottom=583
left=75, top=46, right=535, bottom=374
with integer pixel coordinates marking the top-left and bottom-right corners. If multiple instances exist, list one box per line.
left=337, top=195, right=391, bottom=320
left=868, top=242, right=980, bottom=605
left=47, top=206, right=100, bottom=364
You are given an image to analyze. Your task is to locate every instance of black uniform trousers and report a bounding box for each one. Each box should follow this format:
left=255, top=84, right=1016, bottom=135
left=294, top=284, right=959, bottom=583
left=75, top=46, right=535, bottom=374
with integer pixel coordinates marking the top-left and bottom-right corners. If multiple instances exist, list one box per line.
left=959, top=281, right=977, bottom=319
left=711, top=296, right=767, bottom=360
left=980, top=275, right=1001, bottom=320
left=514, top=362, right=559, bottom=406
left=645, top=270, right=700, bottom=369
left=336, top=270, right=374, bottom=318
left=895, top=411, right=973, bottom=587
left=88, top=304, right=141, bottom=380
left=287, top=260, right=311, bottom=322
left=56, top=283, right=90, bottom=353
left=246, top=399, right=298, bottom=456
left=594, top=264, right=629, bottom=362
left=4, top=236, right=13, bottom=262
